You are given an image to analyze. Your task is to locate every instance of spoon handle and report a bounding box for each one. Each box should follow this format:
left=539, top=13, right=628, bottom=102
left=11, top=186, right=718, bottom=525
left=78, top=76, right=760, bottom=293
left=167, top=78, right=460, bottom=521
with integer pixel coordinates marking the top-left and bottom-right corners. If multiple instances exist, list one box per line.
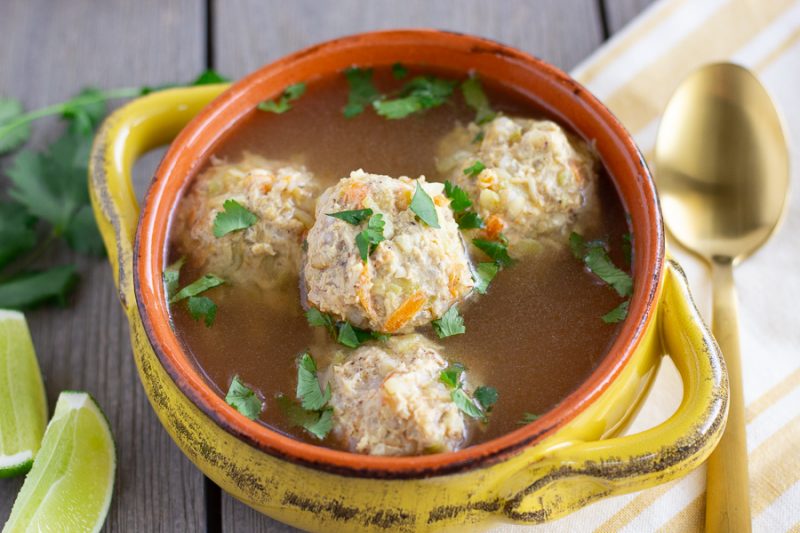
left=706, top=258, right=751, bottom=532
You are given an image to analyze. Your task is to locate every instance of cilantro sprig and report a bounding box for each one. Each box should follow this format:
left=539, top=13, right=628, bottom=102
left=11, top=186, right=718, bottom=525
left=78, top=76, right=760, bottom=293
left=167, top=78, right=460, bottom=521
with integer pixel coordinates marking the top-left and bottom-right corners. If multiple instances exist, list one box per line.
left=439, top=363, right=497, bottom=422
left=409, top=182, right=440, bottom=228
left=570, top=232, right=633, bottom=324
left=164, top=258, right=225, bottom=327
left=355, top=213, right=385, bottom=262
left=278, top=352, right=334, bottom=439
left=444, top=181, right=484, bottom=230
left=373, top=76, right=457, bottom=119
left=305, top=308, right=387, bottom=349
left=342, top=68, right=381, bottom=118
left=213, top=199, right=258, bottom=238
left=326, top=208, right=373, bottom=225
left=257, top=82, right=306, bottom=114
left=461, top=76, right=496, bottom=124
left=225, top=375, right=264, bottom=420
left=432, top=305, right=466, bottom=338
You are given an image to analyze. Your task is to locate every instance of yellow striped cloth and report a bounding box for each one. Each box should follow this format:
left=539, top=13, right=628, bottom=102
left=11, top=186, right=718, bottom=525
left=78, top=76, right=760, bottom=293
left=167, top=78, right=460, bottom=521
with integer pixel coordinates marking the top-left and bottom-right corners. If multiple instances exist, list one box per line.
left=496, top=0, right=800, bottom=531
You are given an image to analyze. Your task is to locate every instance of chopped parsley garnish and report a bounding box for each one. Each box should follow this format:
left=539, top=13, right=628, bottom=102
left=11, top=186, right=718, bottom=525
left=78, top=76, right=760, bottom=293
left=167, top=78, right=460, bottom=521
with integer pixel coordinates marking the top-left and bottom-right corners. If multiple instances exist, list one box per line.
left=187, top=296, right=217, bottom=327
left=305, top=308, right=386, bottom=348
left=327, top=208, right=374, bottom=225
left=473, top=238, right=514, bottom=268
left=165, top=263, right=224, bottom=327
left=439, top=362, right=466, bottom=389
left=463, top=160, right=486, bottom=177
left=343, top=67, right=381, bottom=118
left=225, top=375, right=263, bottom=420
left=439, top=365, right=496, bottom=422
left=257, top=82, right=306, bottom=113
left=373, top=76, right=457, bottom=119
left=392, top=62, right=408, bottom=79
left=212, top=199, right=258, bottom=238
left=457, top=211, right=484, bottom=230
left=473, top=262, right=499, bottom=294
left=519, top=412, right=540, bottom=425
left=602, top=300, right=630, bottom=324
left=169, top=274, right=225, bottom=303
left=409, top=182, right=440, bottom=228
left=355, top=213, right=386, bottom=262
left=443, top=181, right=472, bottom=212
left=570, top=231, right=634, bottom=323
left=277, top=395, right=334, bottom=440
left=432, top=305, right=465, bottom=338
left=474, top=386, right=499, bottom=412
left=461, top=76, right=496, bottom=124
left=163, top=257, right=185, bottom=300
left=296, top=352, right=331, bottom=411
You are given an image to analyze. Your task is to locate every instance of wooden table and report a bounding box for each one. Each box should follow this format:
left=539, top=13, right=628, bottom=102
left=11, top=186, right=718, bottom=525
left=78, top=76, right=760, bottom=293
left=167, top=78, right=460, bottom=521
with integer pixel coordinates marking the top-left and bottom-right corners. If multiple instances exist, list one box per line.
left=0, top=1, right=654, bottom=530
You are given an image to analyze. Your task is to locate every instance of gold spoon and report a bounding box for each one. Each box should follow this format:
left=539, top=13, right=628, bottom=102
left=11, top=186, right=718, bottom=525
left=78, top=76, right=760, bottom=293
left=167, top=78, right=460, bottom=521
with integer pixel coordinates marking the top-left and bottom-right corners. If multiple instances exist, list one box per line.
left=655, top=62, right=789, bottom=532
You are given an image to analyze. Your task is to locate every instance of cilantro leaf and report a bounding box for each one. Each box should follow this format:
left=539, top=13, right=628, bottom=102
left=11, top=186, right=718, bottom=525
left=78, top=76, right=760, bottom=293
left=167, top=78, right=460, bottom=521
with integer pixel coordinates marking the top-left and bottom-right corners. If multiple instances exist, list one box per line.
left=355, top=213, right=385, bottom=262
left=190, top=69, right=231, bottom=85
left=278, top=396, right=335, bottom=440
left=443, top=181, right=472, bottom=212
left=463, top=160, right=486, bottom=177
left=343, top=67, right=381, bottom=118
left=473, top=238, right=514, bottom=267
left=474, top=386, right=498, bottom=412
left=0, top=201, right=37, bottom=269
left=296, top=352, right=331, bottom=411
left=61, top=88, right=107, bottom=135
left=257, top=82, right=306, bottom=114
left=305, top=308, right=336, bottom=336
left=169, top=274, right=224, bottom=303
left=0, top=98, right=31, bottom=155
left=461, top=76, right=496, bottom=124
left=432, top=305, right=465, bottom=338
left=519, top=412, right=540, bottom=425
left=601, top=299, right=630, bottom=324
left=457, top=211, right=484, bottom=230
left=187, top=296, right=218, bottom=327
left=584, top=246, right=633, bottom=297
left=213, top=199, right=259, bottom=238
left=569, top=231, right=586, bottom=260
left=326, top=208, right=373, bottom=225
left=0, top=266, right=79, bottom=309
left=409, top=182, right=440, bottom=228
left=373, top=76, right=456, bottom=119
left=372, top=96, right=421, bottom=119
left=472, top=131, right=484, bottom=144
left=225, top=375, right=263, bottom=420
left=163, top=257, right=185, bottom=300
left=304, top=408, right=334, bottom=439
left=622, top=232, right=633, bottom=266
left=439, top=362, right=466, bottom=389
left=337, top=321, right=378, bottom=348
left=62, top=205, right=105, bottom=256
left=392, top=63, right=408, bottom=79
left=473, top=262, right=499, bottom=295
left=451, top=388, right=484, bottom=420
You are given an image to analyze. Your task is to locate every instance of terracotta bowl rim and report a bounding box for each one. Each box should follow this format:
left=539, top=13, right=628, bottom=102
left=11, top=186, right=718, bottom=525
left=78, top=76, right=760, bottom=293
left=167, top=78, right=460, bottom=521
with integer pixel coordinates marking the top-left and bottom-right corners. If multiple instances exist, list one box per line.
left=134, top=28, right=665, bottom=479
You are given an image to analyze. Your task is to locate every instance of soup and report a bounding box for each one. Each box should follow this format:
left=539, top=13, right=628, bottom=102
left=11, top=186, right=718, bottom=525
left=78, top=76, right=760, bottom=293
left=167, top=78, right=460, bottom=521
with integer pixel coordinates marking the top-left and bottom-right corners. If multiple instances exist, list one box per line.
left=165, top=66, right=632, bottom=455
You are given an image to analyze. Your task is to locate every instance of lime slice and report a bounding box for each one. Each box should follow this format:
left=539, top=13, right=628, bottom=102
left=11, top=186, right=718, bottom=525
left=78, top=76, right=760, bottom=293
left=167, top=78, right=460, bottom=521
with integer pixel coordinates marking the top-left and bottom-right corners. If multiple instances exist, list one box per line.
left=0, top=310, right=48, bottom=478
left=3, top=391, right=116, bottom=533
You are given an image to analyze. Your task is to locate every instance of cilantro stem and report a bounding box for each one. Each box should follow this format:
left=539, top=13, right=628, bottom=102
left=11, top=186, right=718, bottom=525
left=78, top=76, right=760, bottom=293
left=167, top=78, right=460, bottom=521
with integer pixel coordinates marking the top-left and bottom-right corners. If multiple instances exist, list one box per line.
left=0, top=231, right=58, bottom=283
left=0, top=87, right=143, bottom=141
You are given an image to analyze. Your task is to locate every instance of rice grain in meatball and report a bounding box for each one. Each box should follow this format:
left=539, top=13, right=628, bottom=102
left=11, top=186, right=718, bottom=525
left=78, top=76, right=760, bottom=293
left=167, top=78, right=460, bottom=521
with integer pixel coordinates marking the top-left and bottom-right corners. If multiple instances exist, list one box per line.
left=324, top=335, right=468, bottom=456
left=437, top=116, right=598, bottom=252
left=304, top=170, right=473, bottom=333
left=173, top=152, right=319, bottom=291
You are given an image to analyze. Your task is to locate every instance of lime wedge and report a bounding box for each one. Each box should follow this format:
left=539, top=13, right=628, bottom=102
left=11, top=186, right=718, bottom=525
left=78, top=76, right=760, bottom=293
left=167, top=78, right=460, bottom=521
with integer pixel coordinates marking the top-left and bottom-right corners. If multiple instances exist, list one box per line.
left=0, top=310, right=48, bottom=478
left=3, top=391, right=116, bottom=533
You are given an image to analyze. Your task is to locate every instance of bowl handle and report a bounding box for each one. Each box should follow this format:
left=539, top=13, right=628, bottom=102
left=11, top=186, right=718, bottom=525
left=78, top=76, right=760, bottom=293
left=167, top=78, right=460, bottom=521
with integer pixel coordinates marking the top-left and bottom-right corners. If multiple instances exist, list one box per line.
left=501, top=259, right=728, bottom=522
left=88, top=85, right=229, bottom=314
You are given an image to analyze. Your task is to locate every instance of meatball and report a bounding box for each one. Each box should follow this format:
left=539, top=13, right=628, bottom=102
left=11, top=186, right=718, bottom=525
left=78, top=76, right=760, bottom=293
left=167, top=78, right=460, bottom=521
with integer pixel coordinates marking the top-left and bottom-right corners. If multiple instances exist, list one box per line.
left=303, top=170, right=473, bottom=333
left=436, top=116, right=598, bottom=252
left=324, top=335, right=467, bottom=456
left=173, top=152, right=319, bottom=291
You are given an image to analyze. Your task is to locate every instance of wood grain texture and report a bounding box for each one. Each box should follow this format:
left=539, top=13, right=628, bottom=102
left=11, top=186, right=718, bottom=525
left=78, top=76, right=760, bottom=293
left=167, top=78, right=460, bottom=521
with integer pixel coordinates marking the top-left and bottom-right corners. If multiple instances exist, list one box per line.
left=604, top=0, right=659, bottom=33
left=212, top=1, right=604, bottom=531
left=0, top=0, right=206, bottom=530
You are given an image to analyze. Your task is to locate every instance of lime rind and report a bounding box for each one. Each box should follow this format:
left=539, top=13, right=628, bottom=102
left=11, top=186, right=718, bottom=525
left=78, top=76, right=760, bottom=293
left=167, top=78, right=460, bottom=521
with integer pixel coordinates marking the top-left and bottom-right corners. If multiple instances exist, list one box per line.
left=0, top=309, right=48, bottom=478
left=3, top=391, right=116, bottom=533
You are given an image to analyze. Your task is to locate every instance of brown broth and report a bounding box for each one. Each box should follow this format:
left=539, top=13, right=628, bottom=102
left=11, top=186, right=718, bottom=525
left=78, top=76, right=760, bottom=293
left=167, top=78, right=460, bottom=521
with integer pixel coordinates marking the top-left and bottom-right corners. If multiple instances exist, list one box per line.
left=167, top=67, right=631, bottom=449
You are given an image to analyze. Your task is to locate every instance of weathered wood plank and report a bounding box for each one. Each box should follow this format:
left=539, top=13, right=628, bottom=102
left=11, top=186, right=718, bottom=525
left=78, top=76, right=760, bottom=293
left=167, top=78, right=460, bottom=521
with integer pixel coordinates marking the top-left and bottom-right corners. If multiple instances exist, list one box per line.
left=604, top=0, right=659, bottom=33
left=213, top=0, right=606, bottom=530
left=0, top=0, right=207, bottom=530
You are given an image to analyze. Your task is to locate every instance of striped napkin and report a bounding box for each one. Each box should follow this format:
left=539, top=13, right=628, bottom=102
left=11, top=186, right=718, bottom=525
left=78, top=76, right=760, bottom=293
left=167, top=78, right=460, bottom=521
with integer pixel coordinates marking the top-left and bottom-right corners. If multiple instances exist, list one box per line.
left=497, top=0, right=800, bottom=531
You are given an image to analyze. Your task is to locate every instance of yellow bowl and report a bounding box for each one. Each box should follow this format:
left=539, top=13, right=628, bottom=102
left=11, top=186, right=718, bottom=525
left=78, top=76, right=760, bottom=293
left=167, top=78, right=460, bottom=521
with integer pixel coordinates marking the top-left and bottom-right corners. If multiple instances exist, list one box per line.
left=88, top=30, right=727, bottom=532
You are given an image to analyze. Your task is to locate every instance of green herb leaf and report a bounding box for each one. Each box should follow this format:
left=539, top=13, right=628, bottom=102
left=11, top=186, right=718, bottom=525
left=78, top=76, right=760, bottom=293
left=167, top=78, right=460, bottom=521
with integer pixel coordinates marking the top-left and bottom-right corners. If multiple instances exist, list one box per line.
left=0, top=98, right=31, bottom=155
left=163, top=257, right=186, bottom=300
left=451, top=388, right=484, bottom=420
left=392, top=63, right=408, bottom=79
left=305, top=308, right=336, bottom=336
left=373, top=76, right=456, bottom=119
left=463, top=160, right=486, bottom=177
left=336, top=322, right=362, bottom=348
left=326, top=208, right=373, bottom=225
left=0, top=201, right=37, bottom=269
left=601, top=300, right=630, bottom=324
left=0, top=266, right=79, bottom=309
left=277, top=396, right=334, bottom=440
left=443, top=181, right=472, bottom=213
left=474, top=386, right=498, bottom=412
left=304, top=408, right=334, bottom=439
left=355, top=213, right=385, bottom=262
left=461, top=76, right=496, bottom=124
left=473, top=238, right=514, bottom=268
left=343, top=68, right=381, bottom=118
left=63, top=205, right=105, bottom=256
left=457, top=211, right=484, bottom=230
left=257, top=82, right=306, bottom=114
left=169, top=274, right=224, bottom=303
left=225, top=375, right=263, bottom=420
left=296, top=352, right=331, bottom=411
left=213, top=199, right=259, bottom=238
left=569, top=232, right=586, bottom=260
left=409, top=182, right=440, bottom=228
left=472, top=131, right=484, bottom=144
left=584, top=247, right=633, bottom=297
left=61, top=88, right=107, bottom=135
left=187, top=296, right=218, bottom=327
left=622, top=232, right=633, bottom=266
left=439, top=362, right=466, bottom=389
left=190, top=69, right=231, bottom=85
left=519, top=412, right=540, bottom=425
left=473, top=262, right=499, bottom=295
left=432, top=305, right=466, bottom=338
